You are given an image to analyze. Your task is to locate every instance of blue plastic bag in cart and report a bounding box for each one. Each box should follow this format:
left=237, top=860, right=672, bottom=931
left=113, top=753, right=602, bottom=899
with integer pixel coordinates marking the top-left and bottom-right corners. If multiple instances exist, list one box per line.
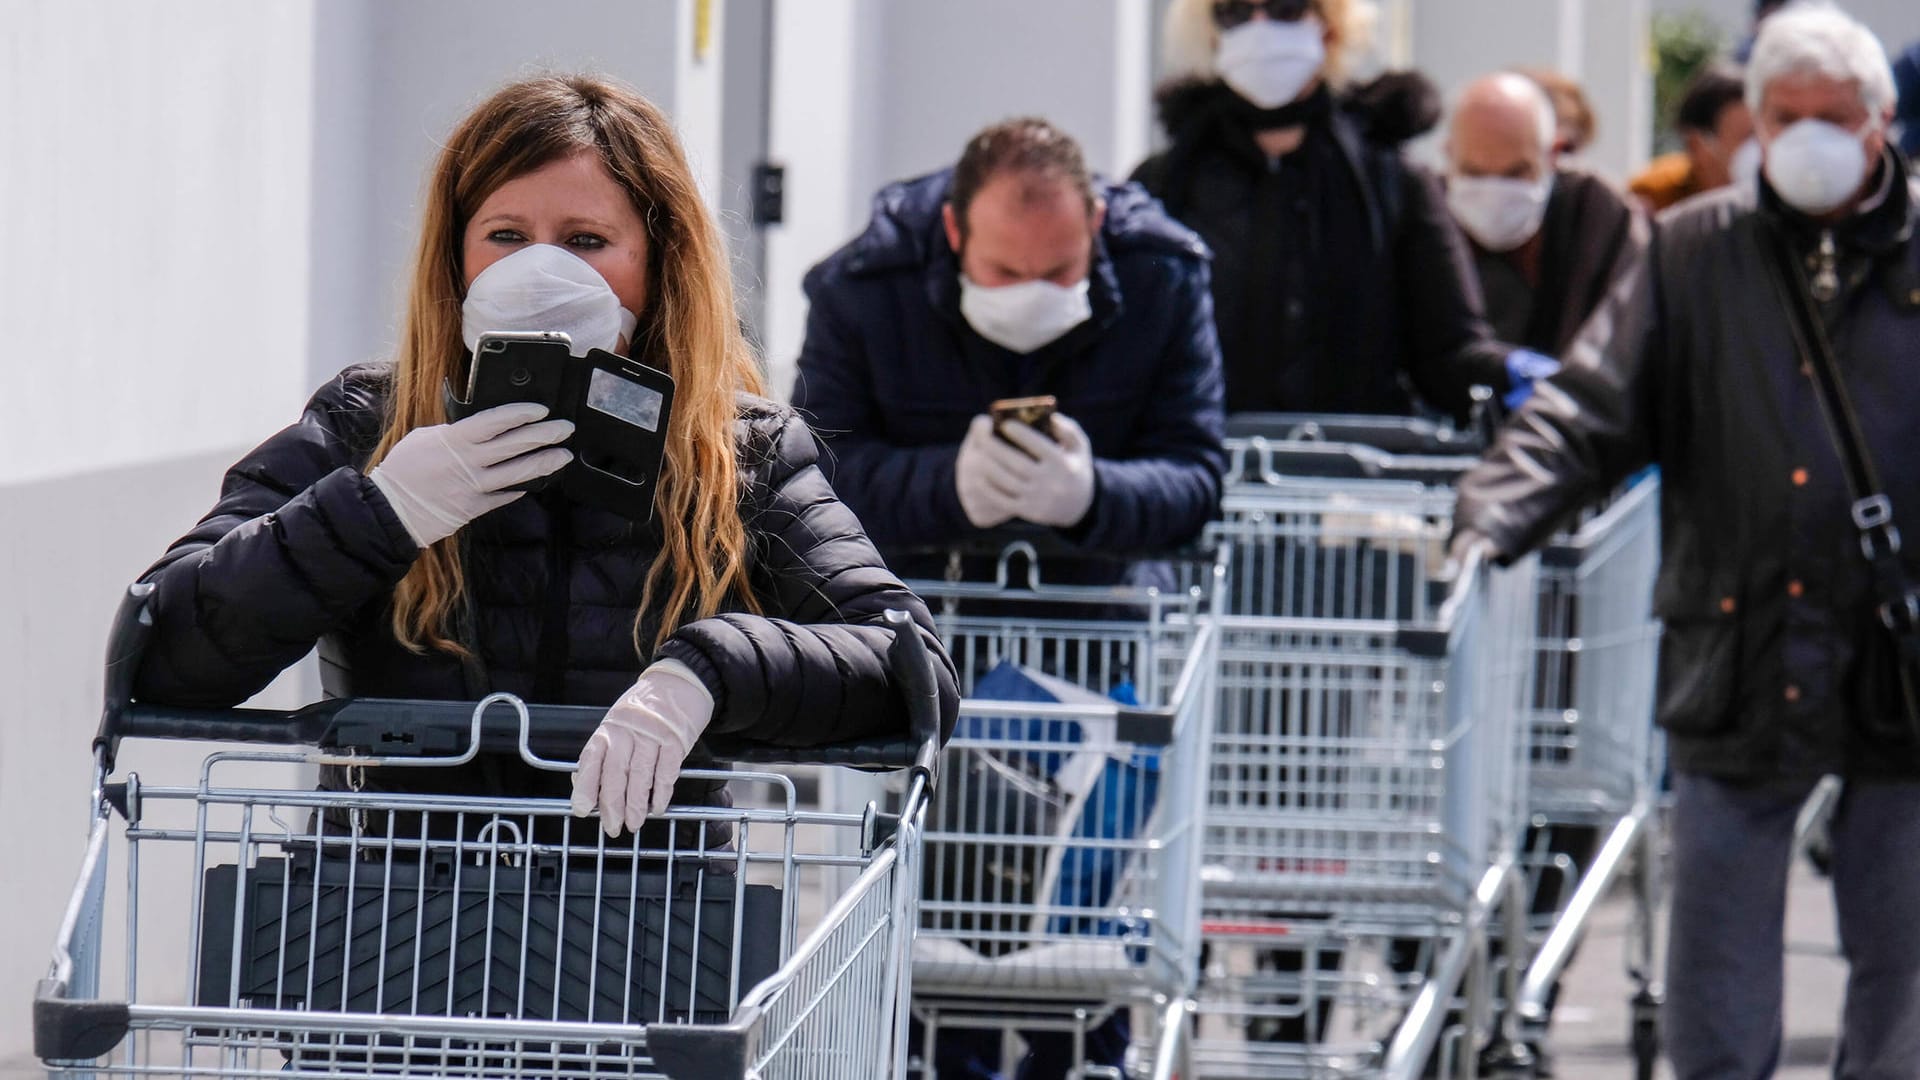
left=966, top=662, right=1160, bottom=939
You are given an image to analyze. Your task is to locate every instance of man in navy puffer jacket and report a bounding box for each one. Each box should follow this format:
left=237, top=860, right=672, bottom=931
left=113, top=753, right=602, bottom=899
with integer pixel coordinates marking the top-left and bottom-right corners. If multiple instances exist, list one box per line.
left=795, top=118, right=1223, bottom=1079
left=793, top=118, right=1226, bottom=587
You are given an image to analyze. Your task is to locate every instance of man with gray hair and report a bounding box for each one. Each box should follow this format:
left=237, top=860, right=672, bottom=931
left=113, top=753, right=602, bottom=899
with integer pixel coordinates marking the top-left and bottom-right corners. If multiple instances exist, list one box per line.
left=1450, top=3, right=1920, bottom=1076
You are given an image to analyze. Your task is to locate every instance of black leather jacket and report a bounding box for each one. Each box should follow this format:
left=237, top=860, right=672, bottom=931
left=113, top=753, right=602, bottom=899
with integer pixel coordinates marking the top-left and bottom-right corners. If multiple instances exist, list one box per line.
left=1456, top=151, right=1920, bottom=781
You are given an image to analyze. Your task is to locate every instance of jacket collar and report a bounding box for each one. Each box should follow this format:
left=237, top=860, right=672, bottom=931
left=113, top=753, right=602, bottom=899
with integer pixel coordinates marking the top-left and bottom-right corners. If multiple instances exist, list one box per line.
left=1758, top=145, right=1915, bottom=257
left=1154, top=79, right=1390, bottom=252
left=1154, top=79, right=1335, bottom=171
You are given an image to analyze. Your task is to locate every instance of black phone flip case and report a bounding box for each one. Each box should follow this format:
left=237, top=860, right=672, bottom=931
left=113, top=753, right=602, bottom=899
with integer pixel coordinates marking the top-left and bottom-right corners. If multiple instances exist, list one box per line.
left=446, top=339, right=674, bottom=523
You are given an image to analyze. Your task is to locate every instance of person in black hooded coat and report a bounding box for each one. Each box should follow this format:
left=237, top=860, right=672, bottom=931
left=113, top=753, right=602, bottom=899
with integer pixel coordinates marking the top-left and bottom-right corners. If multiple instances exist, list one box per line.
left=1132, top=0, right=1547, bottom=423
left=133, top=75, right=959, bottom=842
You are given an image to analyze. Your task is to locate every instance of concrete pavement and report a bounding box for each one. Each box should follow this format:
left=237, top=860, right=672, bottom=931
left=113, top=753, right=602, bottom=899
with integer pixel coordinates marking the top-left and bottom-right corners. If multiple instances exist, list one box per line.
left=1546, top=858, right=1845, bottom=1080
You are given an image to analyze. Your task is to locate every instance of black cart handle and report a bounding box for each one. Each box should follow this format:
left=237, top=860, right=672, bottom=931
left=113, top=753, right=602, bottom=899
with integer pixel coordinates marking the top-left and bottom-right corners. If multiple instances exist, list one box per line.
left=1224, top=411, right=1485, bottom=455
left=95, top=585, right=942, bottom=780
left=1228, top=439, right=1476, bottom=485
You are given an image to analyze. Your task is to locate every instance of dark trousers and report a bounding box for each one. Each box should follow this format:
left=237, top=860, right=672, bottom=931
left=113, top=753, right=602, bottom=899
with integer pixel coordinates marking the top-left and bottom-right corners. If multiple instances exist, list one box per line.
left=1667, top=773, right=1920, bottom=1080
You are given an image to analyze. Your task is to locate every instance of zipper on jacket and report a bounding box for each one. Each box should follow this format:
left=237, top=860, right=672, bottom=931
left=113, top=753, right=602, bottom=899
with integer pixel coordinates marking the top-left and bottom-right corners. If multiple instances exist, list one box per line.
left=1810, top=229, right=1840, bottom=303
left=533, top=496, right=573, bottom=703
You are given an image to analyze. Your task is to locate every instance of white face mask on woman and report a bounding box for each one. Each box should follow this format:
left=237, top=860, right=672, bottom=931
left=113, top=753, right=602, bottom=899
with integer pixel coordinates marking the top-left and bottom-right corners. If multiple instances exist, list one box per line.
left=1447, top=173, right=1555, bottom=253
left=1216, top=16, right=1327, bottom=110
left=958, top=275, right=1092, bottom=354
left=1764, top=118, right=1876, bottom=216
left=461, top=243, right=639, bottom=357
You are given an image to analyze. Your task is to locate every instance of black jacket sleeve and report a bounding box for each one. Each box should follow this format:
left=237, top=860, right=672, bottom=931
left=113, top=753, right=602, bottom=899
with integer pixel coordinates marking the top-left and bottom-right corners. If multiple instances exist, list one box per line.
left=1072, top=258, right=1227, bottom=552
left=655, top=413, right=962, bottom=748
left=1454, top=231, right=1666, bottom=559
left=132, top=372, right=420, bottom=707
left=790, top=280, right=977, bottom=547
left=1395, top=163, right=1520, bottom=421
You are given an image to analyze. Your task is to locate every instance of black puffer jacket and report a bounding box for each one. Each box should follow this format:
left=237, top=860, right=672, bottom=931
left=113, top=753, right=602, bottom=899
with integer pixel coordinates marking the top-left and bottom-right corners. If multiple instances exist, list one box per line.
left=1456, top=152, right=1920, bottom=781
left=134, top=362, right=961, bottom=804
left=1132, top=80, right=1513, bottom=421
left=793, top=168, right=1225, bottom=585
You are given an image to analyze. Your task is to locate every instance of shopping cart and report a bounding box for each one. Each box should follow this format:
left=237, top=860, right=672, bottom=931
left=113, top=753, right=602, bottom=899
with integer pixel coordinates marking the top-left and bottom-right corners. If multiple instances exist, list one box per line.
left=35, top=584, right=943, bottom=1080
left=1191, top=436, right=1540, bottom=1079
left=1513, top=475, right=1664, bottom=1080
left=901, top=541, right=1221, bottom=1080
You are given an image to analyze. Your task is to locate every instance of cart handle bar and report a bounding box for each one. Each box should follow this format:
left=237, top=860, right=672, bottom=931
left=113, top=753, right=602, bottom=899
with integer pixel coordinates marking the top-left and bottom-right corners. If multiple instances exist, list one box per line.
left=95, top=584, right=943, bottom=783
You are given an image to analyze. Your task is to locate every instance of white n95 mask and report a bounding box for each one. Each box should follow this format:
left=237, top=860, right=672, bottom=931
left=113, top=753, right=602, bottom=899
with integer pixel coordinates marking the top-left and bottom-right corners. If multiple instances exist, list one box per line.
left=1216, top=17, right=1327, bottom=110
left=1765, top=118, right=1875, bottom=216
left=1447, top=174, right=1555, bottom=253
left=959, top=275, right=1093, bottom=354
left=461, top=243, right=639, bottom=358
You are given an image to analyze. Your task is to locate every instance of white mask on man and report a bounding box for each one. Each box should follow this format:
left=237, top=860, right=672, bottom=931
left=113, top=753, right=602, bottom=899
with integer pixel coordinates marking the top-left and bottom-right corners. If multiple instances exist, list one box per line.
left=1764, top=118, right=1875, bottom=216
left=1447, top=173, right=1555, bottom=253
left=958, top=275, right=1093, bottom=354
left=461, top=243, right=638, bottom=358
left=1216, top=17, right=1327, bottom=110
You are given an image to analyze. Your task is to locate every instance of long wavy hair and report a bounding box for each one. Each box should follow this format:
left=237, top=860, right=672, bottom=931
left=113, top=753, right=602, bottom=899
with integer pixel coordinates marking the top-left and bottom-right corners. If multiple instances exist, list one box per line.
left=1160, top=0, right=1379, bottom=88
left=369, top=74, right=765, bottom=657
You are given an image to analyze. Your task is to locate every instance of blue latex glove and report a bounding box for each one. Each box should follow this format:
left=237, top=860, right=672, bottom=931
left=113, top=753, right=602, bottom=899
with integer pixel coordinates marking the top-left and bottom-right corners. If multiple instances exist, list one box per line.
left=1504, top=349, right=1561, bottom=411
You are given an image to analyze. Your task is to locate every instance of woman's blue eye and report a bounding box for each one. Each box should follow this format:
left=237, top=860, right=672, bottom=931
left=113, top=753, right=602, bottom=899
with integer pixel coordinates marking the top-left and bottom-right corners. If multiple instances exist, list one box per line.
left=487, top=229, right=526, bottom=244
left=568, top=234, right=607, bottom=250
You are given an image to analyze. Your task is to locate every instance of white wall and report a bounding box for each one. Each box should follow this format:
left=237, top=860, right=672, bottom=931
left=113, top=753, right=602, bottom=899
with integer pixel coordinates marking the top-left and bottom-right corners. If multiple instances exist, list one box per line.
left=0, top=1, right=714, bottom=1062
left=758, top=0, right=1158, bottom=399
left=1405, top=0, right=1655, bottom=183
left=306, top=0, right=692, bottom=389
left=0, top=2, right=322, bottom=1059
left=869, top=0, right=1156, bottom=188
left=0, top=1, right=316, bottom=488
left=1654, top=0, right=1919, bottom=55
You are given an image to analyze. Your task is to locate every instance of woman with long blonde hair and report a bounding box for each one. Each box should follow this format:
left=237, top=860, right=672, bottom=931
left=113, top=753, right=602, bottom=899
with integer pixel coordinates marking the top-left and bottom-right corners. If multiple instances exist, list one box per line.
left=132, top=74, right=957, bottom=836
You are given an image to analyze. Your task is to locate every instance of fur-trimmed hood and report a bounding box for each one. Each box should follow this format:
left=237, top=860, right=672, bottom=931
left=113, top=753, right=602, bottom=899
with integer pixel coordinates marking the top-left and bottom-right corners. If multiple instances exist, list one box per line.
left=1151, top=71, right=1442, bottom=147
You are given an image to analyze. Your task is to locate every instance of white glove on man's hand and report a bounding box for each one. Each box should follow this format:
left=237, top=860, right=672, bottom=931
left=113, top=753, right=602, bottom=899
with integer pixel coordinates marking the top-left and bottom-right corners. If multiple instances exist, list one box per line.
left=996, top=414, right=1097, bottom=529
left=570, top=660, right=716, bottom=838
left=955, top=414, right=1026, bottom=529
left=368, top=403, right=574, bottom=548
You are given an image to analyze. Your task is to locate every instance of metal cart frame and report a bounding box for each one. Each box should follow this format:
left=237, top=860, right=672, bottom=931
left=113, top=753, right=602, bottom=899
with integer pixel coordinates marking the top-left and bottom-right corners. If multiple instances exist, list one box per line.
left=36, top=586, right=942, bottom=1080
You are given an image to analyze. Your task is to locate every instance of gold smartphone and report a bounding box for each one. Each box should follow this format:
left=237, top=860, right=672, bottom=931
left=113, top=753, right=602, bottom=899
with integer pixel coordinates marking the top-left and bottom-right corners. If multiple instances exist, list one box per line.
left=988, top=395, right=1058, bottom=441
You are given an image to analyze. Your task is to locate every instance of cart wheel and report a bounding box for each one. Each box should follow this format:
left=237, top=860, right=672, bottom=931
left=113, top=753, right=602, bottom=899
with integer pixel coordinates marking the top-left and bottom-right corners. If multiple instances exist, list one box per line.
left=1478, top=1037, right=1537, bottom=1079
left=1630, top=992, right=1661, bottom=1080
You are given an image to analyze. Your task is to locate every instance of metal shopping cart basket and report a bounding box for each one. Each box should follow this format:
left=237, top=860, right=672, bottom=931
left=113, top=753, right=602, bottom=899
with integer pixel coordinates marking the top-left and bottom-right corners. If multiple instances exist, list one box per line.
left=899, top=540, right=1220, bottom=1079
left=1513, top=474, right=1664, bottom=1079
left=35, top=585, right=943, bottom=1080
left=1190, top=436, right=1540, bottom=1079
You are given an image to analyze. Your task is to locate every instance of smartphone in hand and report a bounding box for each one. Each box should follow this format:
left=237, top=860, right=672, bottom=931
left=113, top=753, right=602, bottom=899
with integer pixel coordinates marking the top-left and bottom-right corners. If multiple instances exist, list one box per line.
left=989, top=395, right=1058, bottom=443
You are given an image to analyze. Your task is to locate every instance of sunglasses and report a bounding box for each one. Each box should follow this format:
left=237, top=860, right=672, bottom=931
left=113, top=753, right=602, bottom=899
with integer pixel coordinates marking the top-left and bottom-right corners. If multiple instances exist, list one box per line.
left=1211, top=0, right=1315, bottom=28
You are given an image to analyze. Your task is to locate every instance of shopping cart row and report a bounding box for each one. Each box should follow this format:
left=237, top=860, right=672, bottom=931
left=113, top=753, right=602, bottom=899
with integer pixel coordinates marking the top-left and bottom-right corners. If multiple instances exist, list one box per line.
left=889, top=415, right=1661, bottom=1080
left=34, top=414, right=1662, bottom=1080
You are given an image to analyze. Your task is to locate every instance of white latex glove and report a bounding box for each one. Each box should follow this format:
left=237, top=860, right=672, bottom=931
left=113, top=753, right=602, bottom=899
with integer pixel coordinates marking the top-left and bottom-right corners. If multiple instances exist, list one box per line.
left=570, top=660, right=716, bottom=837
left=368, top=403, right=574, bottom=549
left=955, top=414, right=1027, bottom=529
left=997, top=413, right=1098, bottom=529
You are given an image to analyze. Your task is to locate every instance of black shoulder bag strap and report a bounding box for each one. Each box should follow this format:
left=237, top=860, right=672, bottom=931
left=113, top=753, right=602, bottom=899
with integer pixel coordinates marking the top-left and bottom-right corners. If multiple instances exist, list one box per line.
left=1759, top=218, right=1920, bottom=729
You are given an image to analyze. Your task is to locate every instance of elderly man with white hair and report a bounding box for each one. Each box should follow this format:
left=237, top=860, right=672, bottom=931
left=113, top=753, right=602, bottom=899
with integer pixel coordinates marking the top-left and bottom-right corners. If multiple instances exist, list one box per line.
left=1452, top=3, right=1920, bottom=1076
